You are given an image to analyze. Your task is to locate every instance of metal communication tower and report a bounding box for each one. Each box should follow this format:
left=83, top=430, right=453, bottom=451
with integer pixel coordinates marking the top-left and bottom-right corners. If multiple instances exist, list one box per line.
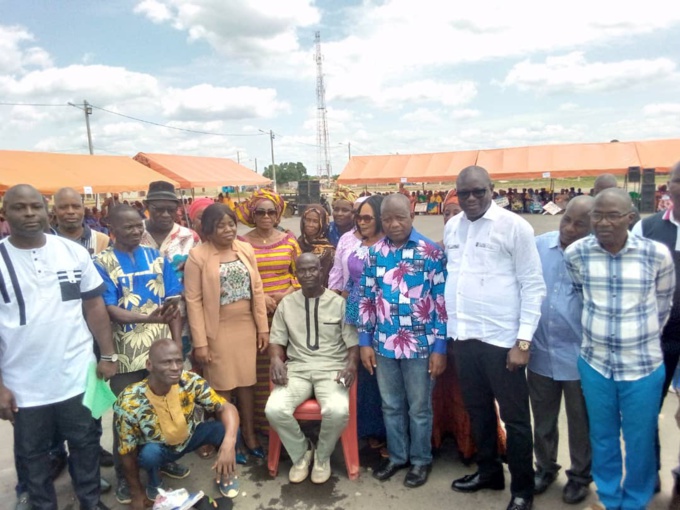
left=315, top=31, right=332, bottom=184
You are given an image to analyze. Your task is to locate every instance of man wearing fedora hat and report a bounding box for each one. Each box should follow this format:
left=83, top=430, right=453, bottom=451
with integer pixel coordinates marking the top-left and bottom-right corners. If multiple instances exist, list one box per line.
left=140, top=181, right=200, bottom=360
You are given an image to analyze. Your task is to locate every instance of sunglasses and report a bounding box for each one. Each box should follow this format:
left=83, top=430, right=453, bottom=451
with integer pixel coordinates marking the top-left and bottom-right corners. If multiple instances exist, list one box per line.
left=456, top=188, right=488, bottom=200
left=149, top=205, right=178, bottom=214
left=254, top=209, right=278, bottom=217
left=356, top=215, right=375, bottom=223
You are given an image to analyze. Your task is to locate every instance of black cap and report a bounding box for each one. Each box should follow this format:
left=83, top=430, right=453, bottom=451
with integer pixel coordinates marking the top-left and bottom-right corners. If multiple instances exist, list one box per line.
left=146, top=181, right=178, bottom=202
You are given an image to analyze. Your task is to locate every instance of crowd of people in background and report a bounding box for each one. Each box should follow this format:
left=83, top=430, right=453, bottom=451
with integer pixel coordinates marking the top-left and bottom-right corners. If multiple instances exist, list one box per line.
left=2, top=166, right=680, bottom=510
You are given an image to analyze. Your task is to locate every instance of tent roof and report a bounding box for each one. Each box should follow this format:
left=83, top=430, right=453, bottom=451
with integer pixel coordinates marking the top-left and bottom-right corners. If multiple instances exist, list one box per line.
left=337, top=150, right=478, bottom=184
left=133, top=153, right=271, bottom=188
left=477, top=141, right=641, bottom=180
left=0, top=150, right=178, bottom=194
left=337, top=138, right=680, bottom=184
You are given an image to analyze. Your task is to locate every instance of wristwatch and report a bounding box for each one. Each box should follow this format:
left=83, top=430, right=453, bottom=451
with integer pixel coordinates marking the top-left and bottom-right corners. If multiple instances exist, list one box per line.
left=100, top=353, right=119, bottom=363
left=516, top=340, right=531, bottom=352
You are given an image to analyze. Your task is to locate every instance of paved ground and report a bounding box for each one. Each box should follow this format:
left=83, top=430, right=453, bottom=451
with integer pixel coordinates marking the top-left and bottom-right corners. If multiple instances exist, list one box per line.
left=2, top=213, right=680, bottom=510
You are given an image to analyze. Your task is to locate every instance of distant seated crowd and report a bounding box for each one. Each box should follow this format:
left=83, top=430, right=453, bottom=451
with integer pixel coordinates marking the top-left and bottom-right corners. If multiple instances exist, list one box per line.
left=2, top=164, right=680, bottom=510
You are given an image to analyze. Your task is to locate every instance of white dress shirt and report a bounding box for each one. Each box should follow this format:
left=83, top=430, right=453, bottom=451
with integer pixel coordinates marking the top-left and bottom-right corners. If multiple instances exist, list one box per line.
left=444, top=201, right=546, bottom=348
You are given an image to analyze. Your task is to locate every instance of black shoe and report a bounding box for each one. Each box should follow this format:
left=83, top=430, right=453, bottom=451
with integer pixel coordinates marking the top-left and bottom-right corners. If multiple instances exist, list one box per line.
left=562, top=479, right=589, bottom=504
left=451, top=471, right=505, bottom=492
left=506, top=496, right=533, bottom=510
left=404, top=464, right=431, bottom=488
left=534, top=470, right=558, bottom=495
left=99, top=447, right=114, bottom=468
left=373, top=459, right=409, bottom=481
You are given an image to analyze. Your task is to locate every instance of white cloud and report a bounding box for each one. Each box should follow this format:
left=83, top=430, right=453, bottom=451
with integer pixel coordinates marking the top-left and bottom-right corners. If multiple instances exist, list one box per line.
left=161, top=84, right=289, bottom=120
left=500, top=52, right=677, bottom=93
left=133, top=0, right=319, bottom=64
left=643, top=103, right=680, bottom=116
left=134, top=0, right=173, bottom=23
left=401, top=108, right=443, bottom=125
left=451, top=109, right=480, bottom=120
left=559, top=102, right=579, bottom=112
left=0, top=25, right=52, bottom=73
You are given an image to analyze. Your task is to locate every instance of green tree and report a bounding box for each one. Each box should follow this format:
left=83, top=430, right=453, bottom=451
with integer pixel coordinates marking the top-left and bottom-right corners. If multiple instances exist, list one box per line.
left=263, top=162, right=308, bottom=185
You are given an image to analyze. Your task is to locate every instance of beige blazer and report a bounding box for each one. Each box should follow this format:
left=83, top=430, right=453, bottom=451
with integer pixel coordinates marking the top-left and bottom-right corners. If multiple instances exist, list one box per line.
left=184, top=239, right=268, bottom=349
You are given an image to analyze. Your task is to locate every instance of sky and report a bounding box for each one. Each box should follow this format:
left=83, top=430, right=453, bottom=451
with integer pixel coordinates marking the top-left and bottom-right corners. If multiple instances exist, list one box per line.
left=1, top=0, right=680, bottom=179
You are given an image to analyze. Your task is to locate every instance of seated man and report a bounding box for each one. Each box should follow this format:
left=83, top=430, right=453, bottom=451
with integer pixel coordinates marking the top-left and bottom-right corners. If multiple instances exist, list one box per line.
left=265, top=253, right=359, bottom=484
left=114, top=339, right=239, bottom=509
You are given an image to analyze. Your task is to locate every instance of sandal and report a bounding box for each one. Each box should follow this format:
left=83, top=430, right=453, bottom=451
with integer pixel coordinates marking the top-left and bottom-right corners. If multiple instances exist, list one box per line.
left=195, top=444, right=216, bottom=459
left=368, top=437, right=386, bottom=449
left=217, top=476, right=240, bottom=498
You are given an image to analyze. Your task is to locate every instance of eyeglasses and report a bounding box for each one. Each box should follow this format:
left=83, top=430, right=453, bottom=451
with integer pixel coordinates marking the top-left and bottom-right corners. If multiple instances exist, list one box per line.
left=589, top=211, right=632, bottom=222
left=356, top=215, right=375, bottom=223
left=254, top=209, right=278, bottom=217
left=456, top=188, right=488, bottom=200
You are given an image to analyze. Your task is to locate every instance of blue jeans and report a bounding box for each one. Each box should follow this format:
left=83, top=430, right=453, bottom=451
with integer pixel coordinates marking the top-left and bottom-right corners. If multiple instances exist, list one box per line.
left=138, top=421, right=225, bottom=488
left=375, top=356, right=434, bottom=466
left=579, top=358, right=664, bottom=510
left=14, top=394, right=101, bottom=510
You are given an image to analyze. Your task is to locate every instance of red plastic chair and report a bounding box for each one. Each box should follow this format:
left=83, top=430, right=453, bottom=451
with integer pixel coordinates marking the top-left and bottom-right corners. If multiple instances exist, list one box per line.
left=267, top=380, right=360, bottom=480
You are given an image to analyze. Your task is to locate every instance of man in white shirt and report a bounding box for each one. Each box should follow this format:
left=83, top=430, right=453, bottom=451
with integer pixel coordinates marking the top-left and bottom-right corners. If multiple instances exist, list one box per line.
left=0, top=184, right=117, bottom=510
left=445, top=167, right=546, bottom=510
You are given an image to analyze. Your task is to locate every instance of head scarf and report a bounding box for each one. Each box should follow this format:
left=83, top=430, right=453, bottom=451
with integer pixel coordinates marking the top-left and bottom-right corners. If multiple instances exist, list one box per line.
left=298, top=205, right=334, bottom=256
left=188, top=197, right=214, bottom=222
left=443, top=190, right=459, bottom=207
left=333, top=185, right=357, bottom=205
left=354, top=196, right=369, bottom=208
left=235, top=189, right=286, bottom=228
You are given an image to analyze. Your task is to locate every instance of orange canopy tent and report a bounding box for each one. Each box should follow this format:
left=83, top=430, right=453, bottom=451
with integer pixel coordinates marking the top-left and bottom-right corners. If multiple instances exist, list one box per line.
left=337, top=150, right=478, bottom=184
left=133, top=153, right=271, bottom=188
left=337, top=138, right=680, bottom=184
left=477, top=141, right=641, bottom=180
left=0, top=150, right=178, bottom=194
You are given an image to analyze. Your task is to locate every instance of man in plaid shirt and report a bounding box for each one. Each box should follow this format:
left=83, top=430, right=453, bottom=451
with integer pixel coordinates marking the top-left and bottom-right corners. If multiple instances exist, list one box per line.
left=565, top=188, right=675, bottom=510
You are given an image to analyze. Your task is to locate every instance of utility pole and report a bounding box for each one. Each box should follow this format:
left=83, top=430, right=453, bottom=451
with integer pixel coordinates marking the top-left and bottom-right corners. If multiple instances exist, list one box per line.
left=68, top=100, right=94, bottom=154
left=269, top=130, right=277, bottom=192
left=237, top=151, right=240, bottom=164
left=258, top=129, right=277, bottom=191
left=347, top=142, right=351, bottom=161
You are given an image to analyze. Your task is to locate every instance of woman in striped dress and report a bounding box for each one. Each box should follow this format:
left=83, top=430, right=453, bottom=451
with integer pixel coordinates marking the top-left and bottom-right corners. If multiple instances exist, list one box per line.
left=236, top=190, right=301, bottom=446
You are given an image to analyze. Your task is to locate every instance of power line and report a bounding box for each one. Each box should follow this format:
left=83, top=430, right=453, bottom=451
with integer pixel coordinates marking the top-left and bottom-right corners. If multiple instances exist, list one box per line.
left=0, top=102, right=69, bottom=107
left=89, top=104, right=266, bottom=137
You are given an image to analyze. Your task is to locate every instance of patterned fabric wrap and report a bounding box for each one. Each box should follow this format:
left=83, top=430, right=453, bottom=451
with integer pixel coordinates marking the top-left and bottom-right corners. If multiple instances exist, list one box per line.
left=235, top=189, right=286, bottom=227
left=443, top=190, right=459, bottom=207
left=333, top=185, right=357, bottom=205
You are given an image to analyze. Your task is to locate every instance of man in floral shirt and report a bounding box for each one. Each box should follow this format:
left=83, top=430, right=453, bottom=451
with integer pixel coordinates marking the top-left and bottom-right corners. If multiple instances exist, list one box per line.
left=359, top=193, right=447, bottom=489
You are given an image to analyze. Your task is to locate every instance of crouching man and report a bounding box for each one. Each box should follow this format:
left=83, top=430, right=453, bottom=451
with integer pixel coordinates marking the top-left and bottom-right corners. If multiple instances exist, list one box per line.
left=265, top=253, right=359, bottom=484
left=114, top=339, right=239, bottom=509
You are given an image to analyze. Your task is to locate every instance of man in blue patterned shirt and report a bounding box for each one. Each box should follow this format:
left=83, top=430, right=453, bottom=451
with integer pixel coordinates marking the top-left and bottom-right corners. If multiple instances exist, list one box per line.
left=565, top=188, right=675, bottom=510
left=358, top=193, right=447, bottom=488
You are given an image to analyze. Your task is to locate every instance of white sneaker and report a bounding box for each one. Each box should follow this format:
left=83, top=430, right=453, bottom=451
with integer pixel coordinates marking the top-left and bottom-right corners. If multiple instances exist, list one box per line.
left=311, top=451, right=331, bottom=484
left=289, top=445, right=314, bottom=483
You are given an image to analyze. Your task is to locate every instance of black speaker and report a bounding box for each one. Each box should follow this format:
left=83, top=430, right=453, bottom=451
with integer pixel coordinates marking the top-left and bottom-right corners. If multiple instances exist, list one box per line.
left=640, top=183, right=656, bottom=213
left=643, top=168, right=656, bottom=185
left=297, top=180, right=321, bottom=204
left=628, top=166, right=640, bottom=183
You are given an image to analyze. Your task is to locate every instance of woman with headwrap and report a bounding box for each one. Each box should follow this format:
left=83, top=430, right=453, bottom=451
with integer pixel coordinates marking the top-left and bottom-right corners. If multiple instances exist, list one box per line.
left=188, top=197, right=215, bottom=241
left=235, top=189, right=301, bottom=443
left=327, top=185, right=357, bottom=247
left=297, top=204, right=335, bottom=287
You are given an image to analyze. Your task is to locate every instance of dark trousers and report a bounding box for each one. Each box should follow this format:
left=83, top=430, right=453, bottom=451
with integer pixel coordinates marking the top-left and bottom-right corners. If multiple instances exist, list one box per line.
left=138, top=421, right=225, bottom=488
left=527, top=370, right=592, bottom=485
left=14, top=393, right=101, bottom=510
left=656, top=339, right=680, bottom=471
left=453, top=340, right=535, bottom=498
left=110, top=369, right=148, bottom=482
